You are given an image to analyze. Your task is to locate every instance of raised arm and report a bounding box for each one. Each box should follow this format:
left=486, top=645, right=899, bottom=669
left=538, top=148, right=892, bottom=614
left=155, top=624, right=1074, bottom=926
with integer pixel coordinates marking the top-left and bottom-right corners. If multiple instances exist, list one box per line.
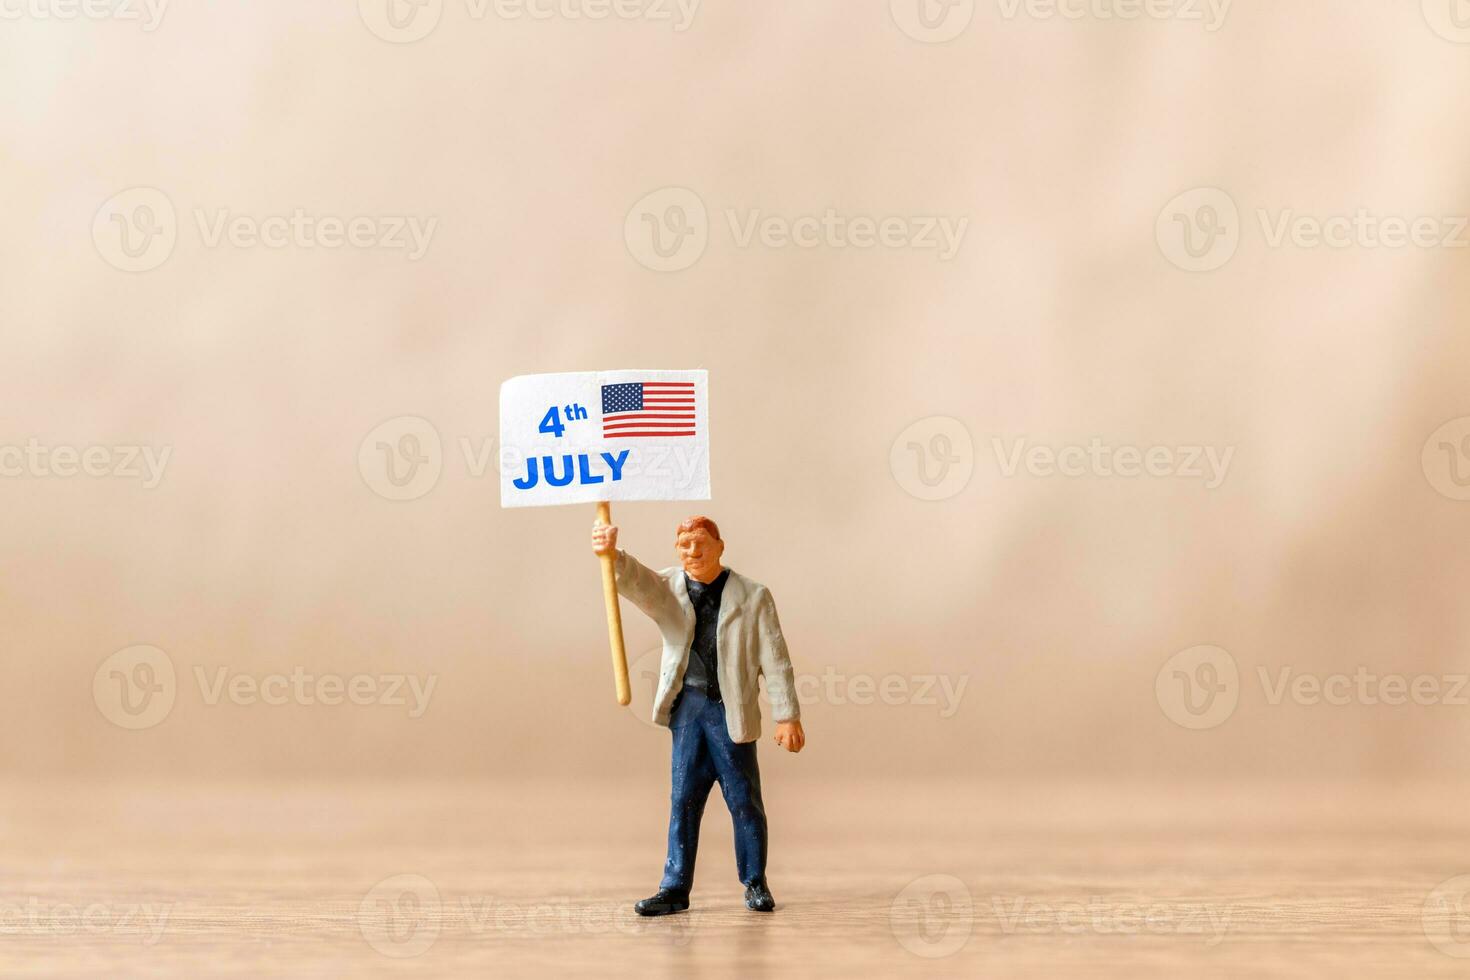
left=590, top=522, right=679, bottom=624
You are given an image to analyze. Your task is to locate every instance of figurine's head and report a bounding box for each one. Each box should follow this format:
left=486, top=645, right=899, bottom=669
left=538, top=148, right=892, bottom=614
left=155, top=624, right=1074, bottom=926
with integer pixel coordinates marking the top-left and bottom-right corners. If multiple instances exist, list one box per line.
left=675, top=515, right=725, bottom=584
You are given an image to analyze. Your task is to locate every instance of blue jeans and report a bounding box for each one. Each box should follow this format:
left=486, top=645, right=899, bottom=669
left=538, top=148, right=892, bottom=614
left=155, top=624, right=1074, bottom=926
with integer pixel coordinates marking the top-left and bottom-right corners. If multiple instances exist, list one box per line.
left=660, top=686, right=768, bottom=891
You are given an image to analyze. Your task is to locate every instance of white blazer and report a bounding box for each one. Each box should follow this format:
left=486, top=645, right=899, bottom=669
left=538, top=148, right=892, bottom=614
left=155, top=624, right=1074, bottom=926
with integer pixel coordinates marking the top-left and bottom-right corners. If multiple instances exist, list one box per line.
left=614, top=550, right=800, bottom=744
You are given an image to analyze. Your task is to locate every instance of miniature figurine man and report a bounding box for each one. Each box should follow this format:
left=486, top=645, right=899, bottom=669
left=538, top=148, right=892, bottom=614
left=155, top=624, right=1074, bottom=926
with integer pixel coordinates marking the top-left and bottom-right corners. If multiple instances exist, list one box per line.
left=591, top=515, right=805, bottom=915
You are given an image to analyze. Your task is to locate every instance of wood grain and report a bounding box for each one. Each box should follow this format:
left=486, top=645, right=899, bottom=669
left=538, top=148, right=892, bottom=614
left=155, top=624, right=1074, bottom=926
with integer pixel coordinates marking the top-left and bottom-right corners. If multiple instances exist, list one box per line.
left=3, top=779, right=1468, bottom=978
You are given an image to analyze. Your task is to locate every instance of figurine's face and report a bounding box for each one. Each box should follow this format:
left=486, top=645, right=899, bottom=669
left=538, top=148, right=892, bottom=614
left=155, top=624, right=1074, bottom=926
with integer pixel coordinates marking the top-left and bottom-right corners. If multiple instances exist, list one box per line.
left=676, top=528, right=725, bottom=584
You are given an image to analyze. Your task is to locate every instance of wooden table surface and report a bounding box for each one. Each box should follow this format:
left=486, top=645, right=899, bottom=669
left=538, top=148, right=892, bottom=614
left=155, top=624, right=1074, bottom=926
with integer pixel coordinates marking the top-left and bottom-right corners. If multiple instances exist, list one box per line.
left=3, top=778, right=1468, bottom=978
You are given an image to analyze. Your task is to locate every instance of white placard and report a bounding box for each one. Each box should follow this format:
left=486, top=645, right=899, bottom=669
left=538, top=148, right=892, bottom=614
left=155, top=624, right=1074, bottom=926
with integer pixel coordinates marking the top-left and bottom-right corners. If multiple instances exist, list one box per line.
left=499, top=370, right=710, bottom=508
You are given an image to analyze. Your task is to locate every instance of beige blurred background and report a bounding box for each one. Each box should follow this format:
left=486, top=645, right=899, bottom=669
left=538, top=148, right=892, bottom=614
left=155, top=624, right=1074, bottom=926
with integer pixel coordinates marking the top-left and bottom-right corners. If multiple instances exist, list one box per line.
left=3, top=0, right=1470, bottom=787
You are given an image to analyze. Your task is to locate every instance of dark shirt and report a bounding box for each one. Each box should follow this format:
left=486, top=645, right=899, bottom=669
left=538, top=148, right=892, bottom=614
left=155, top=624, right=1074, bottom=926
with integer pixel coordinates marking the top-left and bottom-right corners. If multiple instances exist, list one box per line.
left=682, top=569, right=730, bottom=701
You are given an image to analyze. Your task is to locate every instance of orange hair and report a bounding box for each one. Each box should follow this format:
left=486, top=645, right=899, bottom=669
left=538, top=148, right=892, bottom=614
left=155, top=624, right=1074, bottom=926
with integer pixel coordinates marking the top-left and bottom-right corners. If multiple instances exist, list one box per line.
left=675, top=516, right=721, bottom=541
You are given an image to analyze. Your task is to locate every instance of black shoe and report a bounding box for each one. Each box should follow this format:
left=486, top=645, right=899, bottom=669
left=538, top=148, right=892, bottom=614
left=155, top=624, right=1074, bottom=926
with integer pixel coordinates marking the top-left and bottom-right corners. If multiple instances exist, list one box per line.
left=744, top=880, right=775, bottom=912
left=634, top=888, right=690, bottom=917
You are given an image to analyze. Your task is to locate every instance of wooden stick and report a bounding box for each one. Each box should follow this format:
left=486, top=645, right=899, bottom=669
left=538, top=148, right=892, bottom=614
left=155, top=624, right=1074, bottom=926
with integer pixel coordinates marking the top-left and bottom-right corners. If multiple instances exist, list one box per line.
left=595, top=501, right=631, bottom=705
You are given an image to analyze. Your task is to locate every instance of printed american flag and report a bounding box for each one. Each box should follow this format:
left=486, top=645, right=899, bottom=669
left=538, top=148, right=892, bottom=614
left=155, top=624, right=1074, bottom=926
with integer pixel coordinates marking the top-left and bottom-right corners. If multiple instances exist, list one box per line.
left=601, top=381, right=697, bottom=438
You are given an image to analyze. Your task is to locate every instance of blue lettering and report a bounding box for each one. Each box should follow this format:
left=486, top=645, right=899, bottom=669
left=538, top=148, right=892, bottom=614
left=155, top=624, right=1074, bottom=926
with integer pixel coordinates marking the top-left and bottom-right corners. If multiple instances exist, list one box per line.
left=601, top=450, right=629, bottom=482
left=512, top=452, right=634, bottom=491
left=578, top=455, right=605, bottom=485
left=544, top=454, right=575, bottom=487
